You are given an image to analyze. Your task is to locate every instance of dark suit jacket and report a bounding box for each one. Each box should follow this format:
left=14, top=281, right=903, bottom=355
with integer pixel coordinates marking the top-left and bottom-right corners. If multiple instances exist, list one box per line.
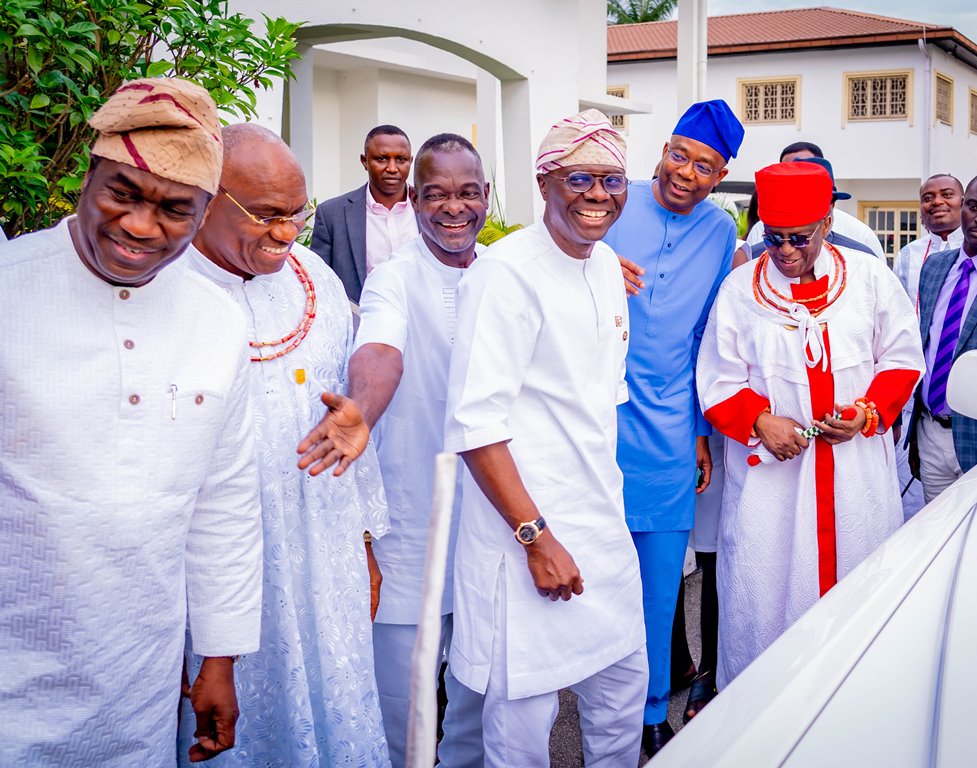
left=309, top=184, right=368, bottom=303
left=910, top=247, right=977, bottom=472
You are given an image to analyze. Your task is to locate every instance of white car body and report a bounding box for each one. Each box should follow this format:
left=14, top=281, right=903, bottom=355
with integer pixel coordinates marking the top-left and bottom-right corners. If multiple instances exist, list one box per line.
left=660, top=351, right=977, bottom=767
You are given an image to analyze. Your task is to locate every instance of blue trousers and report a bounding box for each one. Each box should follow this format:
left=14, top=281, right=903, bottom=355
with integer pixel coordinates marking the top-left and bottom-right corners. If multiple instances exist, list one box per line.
left=631, top=530, right=689, bottom=724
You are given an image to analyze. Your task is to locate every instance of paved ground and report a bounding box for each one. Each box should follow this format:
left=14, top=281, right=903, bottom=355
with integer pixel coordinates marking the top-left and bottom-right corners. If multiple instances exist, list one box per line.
left=548, top=569, right=704, bottom=766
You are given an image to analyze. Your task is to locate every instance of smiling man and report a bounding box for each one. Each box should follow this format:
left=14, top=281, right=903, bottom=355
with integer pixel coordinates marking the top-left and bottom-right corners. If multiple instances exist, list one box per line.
left=444, top=110, right=646, bottom=766
left=0, top=79, right=263, bottom=766
left=310, top=125, right=417, bottom=303
left=601, top=98, right=744, bottom=755
left=177, top=123, right=390, bottom=767
left=697, top=161, right=923, bottom=688
left=894, top=174, right=964, bottom=308
left=339, top=133, right=489, bottom=768
left=909, top=175, right=977, bottom=503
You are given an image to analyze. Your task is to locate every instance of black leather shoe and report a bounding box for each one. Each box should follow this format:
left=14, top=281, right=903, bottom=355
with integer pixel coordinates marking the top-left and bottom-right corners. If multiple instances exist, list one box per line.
left=642, top=720, right=675, bottom=759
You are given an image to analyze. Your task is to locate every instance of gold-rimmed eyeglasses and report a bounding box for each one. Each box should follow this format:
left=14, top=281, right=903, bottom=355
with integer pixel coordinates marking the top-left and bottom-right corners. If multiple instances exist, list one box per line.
left=219, top=186, right=314, bottom=228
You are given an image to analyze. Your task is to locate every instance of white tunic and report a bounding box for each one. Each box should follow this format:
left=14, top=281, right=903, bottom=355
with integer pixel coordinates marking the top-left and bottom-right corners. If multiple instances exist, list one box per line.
left=0, top=219, right=262, bottom=767
left=892, top=227, right=963, bottom=307
left=444, top=222, right=645, bottom=699
left=355, top=235, right=465, bottom=624
left=178, top=245, right=390, bottom=767
left=697, top=245, right=924, bottom=687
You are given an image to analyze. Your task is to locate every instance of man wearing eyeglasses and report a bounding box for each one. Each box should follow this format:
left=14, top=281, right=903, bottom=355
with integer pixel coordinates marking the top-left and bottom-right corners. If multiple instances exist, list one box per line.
left=735, top=141, right=885, bottom=265
left=178, top=123, right=391, bottom=766
left=697, top=161, right=922, bottom=689
left=601, top=98, right=744, bottom=757
left=444, top=109, right=647, bottom=766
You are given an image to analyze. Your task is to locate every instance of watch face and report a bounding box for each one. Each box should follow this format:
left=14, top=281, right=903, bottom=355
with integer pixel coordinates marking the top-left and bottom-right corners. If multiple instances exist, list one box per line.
left=517, top=524, right=537, bottom=543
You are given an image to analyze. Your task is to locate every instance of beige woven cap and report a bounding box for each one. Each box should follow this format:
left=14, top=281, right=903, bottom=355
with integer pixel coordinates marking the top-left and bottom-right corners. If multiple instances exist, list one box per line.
left=535, top=108, right=626, bottom=174
left=89, top=77, right=223, bottom=195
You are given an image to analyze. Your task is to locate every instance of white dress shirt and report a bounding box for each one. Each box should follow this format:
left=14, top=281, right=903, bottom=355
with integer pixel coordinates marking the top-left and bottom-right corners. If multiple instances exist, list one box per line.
left=365, top=187, right=418, bottom=273
left=0, top=219, right=262, bottom=767
left=355, top=235, right=469, bottom=624
left=893, top=227, right=963, bottom=308
left=444, top=222, right=644, bottom=699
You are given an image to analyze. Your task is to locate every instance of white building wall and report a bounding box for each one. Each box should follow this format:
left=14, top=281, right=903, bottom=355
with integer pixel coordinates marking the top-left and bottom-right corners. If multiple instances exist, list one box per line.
left=233, top=0, right=617, bottom=225
left=377, top=69, right=476, bottom=162
left=929, top=47, right=977, bottom=186
left=307, top=65, right=477, bottom=204
left=609, top=43, right=977, bottom=197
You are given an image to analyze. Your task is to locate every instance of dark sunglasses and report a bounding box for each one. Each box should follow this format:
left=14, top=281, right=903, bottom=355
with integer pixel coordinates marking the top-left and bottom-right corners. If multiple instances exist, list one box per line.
left=762, top=223, right=823, bottom=249
left=556, top=171, right=628, bottom=195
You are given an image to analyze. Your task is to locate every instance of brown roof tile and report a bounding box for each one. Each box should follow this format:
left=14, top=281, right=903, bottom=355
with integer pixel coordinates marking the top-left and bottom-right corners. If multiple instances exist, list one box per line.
left=608, top=6, right=959, bottom=60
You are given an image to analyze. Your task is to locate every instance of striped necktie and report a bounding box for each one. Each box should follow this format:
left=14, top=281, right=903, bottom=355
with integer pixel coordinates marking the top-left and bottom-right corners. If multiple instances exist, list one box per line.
left=928, top=258, right=976, bottom=415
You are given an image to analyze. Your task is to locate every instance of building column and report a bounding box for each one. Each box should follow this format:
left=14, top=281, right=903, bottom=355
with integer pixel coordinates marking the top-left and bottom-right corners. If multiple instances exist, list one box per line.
left=500, top=77, right=535, bottom=227
left=287, top=43, right=315, bottom=194
left=677, top=0, right=708, bottom=112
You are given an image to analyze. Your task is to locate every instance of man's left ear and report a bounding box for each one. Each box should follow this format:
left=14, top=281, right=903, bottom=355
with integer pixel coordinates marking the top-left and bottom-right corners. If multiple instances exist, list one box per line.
left=823, top=211, right=833, bottom=237
left=483, top=182, right=491, bottom=201
left=716, top=167, right=729, bottom=184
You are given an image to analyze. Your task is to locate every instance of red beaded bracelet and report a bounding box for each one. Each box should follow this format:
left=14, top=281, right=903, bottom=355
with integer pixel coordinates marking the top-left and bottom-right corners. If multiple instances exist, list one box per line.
left=855, top=399, right=879, bottom=437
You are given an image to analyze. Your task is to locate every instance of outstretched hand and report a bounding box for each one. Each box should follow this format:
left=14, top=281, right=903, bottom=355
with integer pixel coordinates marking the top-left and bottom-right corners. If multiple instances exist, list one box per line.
left=297, top=392, right=370, bottom=477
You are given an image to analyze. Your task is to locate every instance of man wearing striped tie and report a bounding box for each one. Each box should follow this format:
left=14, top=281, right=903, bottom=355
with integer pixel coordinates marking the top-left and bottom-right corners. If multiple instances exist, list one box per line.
left=911, top=175, right=977, bottom=502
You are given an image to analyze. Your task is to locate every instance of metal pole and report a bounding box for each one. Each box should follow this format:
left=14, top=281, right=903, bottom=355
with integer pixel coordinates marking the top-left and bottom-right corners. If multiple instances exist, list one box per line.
left=405, top=452, right=459, bottom=767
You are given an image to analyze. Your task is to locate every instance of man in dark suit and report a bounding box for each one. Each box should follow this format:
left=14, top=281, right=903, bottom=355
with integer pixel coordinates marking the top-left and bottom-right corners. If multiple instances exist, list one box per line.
left=912, top=174, right=977, bottom=501
left=310, top=125, right=417, bottom=302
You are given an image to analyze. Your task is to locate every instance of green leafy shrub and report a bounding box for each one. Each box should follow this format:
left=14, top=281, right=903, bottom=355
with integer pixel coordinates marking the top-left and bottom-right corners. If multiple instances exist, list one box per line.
left=0, top=0, right=302, bottom=238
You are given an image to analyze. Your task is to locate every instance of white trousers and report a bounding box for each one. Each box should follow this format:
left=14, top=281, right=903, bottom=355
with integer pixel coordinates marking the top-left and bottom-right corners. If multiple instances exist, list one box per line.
left=479, top=569, right=647, bottom=767
left=918, top=413, right=963, bottom=504
left=373, top=616, right=484, bottom=768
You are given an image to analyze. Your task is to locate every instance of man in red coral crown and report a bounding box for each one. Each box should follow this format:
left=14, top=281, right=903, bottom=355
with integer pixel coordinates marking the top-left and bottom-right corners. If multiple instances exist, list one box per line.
left=696, top=161, right=925, bottom=688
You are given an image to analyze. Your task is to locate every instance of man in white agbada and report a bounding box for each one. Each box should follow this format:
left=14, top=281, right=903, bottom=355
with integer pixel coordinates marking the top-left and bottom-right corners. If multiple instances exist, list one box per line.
left=345, top=133, right=487, bottom=767
left=0, top=78, right=263, bottom=766
left=697, top=161, right=924, bottom=687
left=444, top=110, right=647, bottom=766
left=175, top=124, right=391, bottom=767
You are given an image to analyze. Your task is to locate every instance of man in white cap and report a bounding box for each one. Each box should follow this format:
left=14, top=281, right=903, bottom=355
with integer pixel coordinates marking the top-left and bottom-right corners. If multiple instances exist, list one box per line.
left=0, top=78, right=262, bottom=766
left=444, top=109, right=646, bottom=766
